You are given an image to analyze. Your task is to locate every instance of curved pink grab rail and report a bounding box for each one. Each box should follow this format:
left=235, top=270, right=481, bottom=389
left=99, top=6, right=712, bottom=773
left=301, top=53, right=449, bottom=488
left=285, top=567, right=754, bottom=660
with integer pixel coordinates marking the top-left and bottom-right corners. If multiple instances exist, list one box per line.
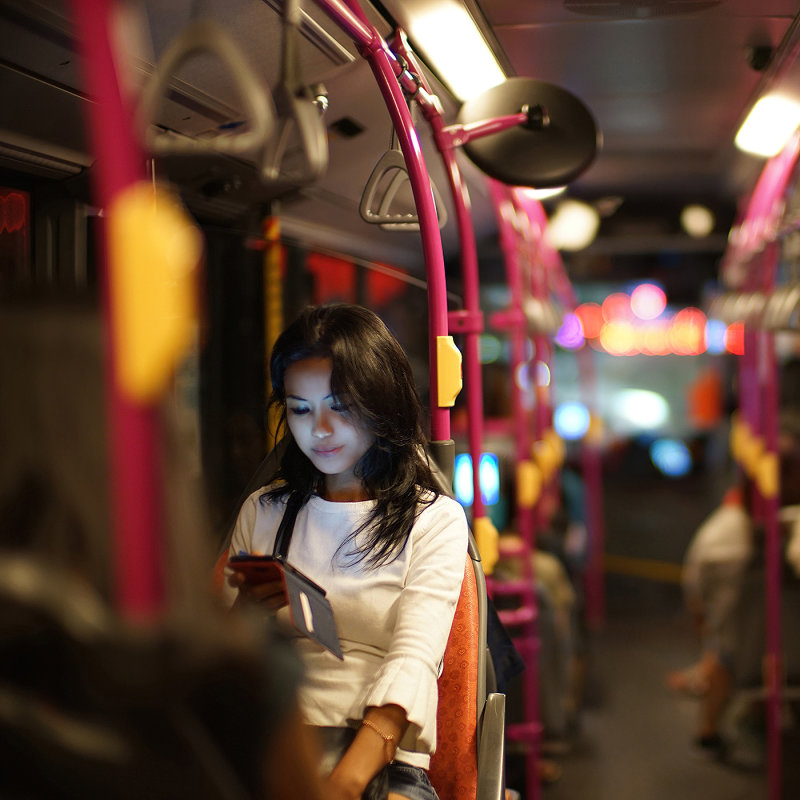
left=387, top=32, right=488, bottom=523
left=316, top=0, right=451, bottom=443
left=382, top=40, right=608, bottom=798
left=386, top=43, right=553, bottom=800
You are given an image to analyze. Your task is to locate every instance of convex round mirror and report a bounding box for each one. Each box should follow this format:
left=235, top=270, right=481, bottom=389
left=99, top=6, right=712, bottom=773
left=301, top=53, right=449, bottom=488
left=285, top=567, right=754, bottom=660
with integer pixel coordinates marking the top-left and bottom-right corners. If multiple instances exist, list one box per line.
left=456, top=77, right=600, bottom=187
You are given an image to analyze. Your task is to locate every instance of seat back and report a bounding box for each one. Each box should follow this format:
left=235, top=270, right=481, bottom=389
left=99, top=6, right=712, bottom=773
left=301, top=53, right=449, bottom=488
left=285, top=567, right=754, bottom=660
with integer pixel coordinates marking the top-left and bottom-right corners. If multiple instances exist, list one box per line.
left=430, top=540, right=506, bottom=800
left=428, top=554, right=480, bottom=800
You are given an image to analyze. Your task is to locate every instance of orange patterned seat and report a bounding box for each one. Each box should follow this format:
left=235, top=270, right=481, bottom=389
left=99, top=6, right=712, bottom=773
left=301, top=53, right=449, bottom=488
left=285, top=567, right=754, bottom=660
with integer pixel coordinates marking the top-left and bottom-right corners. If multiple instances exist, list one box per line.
left=428, top=554, right=480, bottom=800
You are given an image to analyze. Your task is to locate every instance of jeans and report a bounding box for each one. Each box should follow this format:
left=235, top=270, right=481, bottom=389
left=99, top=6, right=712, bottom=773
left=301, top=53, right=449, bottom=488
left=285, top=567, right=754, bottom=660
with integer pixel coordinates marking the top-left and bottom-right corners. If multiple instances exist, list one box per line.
left=314, top=727, right=440, bottom=800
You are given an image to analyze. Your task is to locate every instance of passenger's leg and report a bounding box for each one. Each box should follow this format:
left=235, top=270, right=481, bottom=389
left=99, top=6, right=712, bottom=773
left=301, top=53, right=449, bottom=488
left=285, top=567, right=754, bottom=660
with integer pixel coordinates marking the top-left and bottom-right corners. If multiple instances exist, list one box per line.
left=693, top=654, right=732, bottom=756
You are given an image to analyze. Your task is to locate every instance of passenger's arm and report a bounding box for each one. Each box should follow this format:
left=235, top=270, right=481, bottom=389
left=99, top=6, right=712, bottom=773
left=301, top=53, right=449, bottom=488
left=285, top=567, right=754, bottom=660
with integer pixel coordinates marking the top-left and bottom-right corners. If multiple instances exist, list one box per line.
left=360, top=497, right=468, bottom=749
left=223, top=492, right=286, bottom=610
left=324, top=703, right=408, bottom=800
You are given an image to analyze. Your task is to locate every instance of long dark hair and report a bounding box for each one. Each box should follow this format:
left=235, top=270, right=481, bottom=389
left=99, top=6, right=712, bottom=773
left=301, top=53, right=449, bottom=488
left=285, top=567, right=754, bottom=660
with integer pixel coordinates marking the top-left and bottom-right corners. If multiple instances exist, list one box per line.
left=264, top=304, right=439, bottom=566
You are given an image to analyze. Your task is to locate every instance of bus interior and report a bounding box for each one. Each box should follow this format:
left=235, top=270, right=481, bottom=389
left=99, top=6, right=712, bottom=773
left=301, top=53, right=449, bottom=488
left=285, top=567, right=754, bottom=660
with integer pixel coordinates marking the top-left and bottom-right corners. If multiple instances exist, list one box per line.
left=2, top=1, right=800, bottom=799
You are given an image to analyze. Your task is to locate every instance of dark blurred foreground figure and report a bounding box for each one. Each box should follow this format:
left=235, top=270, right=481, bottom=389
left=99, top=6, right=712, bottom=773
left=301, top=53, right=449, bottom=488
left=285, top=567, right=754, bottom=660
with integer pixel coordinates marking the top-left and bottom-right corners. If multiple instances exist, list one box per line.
left=0, top=305, right=323, bottom=800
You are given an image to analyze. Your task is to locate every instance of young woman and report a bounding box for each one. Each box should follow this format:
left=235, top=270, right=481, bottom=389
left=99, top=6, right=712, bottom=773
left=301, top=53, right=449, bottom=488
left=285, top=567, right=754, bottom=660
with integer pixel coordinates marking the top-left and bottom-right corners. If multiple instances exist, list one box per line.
left=224, top=304, right=468, bottom=800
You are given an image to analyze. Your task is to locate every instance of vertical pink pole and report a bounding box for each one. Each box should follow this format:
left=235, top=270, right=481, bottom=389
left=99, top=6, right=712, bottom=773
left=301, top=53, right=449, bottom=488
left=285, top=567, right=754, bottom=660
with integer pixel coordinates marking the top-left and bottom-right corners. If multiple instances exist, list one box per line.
left=389, top=30, right=490, bottom=518
left=519, top=195, right=606, bottom=627
left=760, top=243, right=782, bottom=800
left=722, top=136, right=800, bottom=800
left=72, top=0, right=164, bottom=620
left=438, top=140, right=486, bottom=518
left=368, top=53, right=450, bottom=442
left=489, top=180, right=541, bottom=800
left=527, top=215, right=551, bottom=534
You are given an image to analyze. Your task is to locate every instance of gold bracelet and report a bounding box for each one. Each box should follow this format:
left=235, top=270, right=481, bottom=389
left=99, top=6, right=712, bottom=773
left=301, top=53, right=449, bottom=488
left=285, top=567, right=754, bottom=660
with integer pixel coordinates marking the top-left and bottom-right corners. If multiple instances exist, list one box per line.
left=361, top=717, right=396, bottom=757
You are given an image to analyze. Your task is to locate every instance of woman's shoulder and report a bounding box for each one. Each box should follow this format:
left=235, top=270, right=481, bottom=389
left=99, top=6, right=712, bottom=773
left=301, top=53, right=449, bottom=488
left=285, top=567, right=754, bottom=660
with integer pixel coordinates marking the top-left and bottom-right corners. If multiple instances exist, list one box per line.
left=252, top=481, right=289, bottom=500
left=415, top=491, right=469, bottom=529
left=421, top=491, right=464, bottom=512
left=240, top=483, right=289, bottom=514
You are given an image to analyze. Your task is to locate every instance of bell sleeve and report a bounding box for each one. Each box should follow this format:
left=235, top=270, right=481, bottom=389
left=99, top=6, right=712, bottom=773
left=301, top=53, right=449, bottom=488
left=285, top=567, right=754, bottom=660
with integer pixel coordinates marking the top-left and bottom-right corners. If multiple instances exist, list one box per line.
left=359, top=495, right=469, bottom=751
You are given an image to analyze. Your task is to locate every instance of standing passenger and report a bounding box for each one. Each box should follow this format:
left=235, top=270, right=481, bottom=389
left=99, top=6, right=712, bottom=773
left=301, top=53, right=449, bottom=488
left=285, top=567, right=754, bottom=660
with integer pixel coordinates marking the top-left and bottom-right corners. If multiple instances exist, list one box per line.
left=225, top=304, right=468, bottom=800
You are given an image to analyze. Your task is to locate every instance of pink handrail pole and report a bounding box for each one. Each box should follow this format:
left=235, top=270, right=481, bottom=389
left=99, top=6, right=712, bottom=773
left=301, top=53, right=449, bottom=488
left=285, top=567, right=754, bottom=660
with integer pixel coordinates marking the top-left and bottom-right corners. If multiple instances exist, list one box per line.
left=447, top=158, right=487, bottom=516
left=72, top=0, right=164, bottom=621
left=389, top=29, right=495, bottom=515
left=510, top=274, right=542, bottom=800
left=314, top=0, right=375, bottom=47
left=723, top=137, right=800, bottom=800
left=489, top=181, right=542, bottom=800
left=438, top=139, right=487, bottom=517
left=369, top=53, right=450, bottom=441
left=441, top=112, right=529, bottom=149
left=521, top=192, right=607, bottom=627
left=760, top=244, right=782, bottom=800
left=319, top=0, right=450, bottom=442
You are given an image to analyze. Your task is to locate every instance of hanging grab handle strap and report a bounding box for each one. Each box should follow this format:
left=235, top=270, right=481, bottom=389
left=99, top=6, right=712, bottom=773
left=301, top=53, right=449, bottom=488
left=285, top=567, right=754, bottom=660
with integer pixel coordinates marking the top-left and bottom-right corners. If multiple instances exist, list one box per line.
left=359, top=148, right=447, bottom=230
left=139, top=19, right=275, bottom=158
left=261, top=0, right=329, bottom=184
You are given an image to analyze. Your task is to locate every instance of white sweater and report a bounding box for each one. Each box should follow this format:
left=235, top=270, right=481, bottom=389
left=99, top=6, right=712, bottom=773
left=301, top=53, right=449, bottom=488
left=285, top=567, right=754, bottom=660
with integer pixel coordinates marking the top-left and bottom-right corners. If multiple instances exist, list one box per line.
left=225, top=490, right=469, bottom=769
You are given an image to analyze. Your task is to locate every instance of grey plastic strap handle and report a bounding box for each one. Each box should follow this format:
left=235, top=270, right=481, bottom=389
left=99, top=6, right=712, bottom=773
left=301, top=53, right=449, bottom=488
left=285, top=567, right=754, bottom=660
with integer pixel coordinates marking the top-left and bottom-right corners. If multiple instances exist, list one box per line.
left=261, top=0, right=329, bottom=184
left=359, top=148, right=447, bottom=230
left=261, top=85, right=329, bottom=183
left=378, top=168, right=448, bottom=231
left=139, top=20, right=275, bottom=158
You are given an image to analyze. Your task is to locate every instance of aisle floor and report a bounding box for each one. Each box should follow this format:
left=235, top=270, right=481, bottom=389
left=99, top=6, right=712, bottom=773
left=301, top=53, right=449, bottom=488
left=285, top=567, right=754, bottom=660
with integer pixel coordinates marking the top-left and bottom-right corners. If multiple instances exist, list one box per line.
left=507, top=576, right=794, bottom=800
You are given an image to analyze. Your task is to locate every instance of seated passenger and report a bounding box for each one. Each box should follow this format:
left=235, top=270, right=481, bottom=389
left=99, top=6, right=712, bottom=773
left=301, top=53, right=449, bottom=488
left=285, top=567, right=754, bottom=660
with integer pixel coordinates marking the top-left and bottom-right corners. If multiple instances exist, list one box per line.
left=675, top=411, right=800, bottom=759
left=667, top=481, right=752, bottom=699
left=224, top=304, right=469, bottom=800
left=493, top=526, right=575, bottom=786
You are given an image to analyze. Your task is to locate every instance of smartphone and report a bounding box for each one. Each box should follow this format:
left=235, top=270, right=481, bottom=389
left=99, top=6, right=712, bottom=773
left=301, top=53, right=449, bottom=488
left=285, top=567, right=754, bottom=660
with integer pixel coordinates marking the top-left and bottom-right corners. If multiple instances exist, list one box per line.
left=226, top=553, right=285, bottom=584
left=226, top=552, right=342, bottom=659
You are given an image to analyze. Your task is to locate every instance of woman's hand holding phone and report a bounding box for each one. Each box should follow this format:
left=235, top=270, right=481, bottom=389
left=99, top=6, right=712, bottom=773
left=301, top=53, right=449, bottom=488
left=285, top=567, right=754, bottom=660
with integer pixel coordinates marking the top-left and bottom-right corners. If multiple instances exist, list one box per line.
left=227, top=556, right=288, bottom=611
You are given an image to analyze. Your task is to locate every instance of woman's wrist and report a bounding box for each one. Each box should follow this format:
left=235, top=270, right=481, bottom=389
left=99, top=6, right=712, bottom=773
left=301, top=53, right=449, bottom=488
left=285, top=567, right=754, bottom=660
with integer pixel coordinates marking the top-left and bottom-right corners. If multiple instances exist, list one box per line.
left=361, top=717, right=397, bottom=761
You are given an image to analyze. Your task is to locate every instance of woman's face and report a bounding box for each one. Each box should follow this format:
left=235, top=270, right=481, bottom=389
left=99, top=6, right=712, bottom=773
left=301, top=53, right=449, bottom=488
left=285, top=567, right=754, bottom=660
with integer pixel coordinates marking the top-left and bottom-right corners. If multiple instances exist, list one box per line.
left=284, top=356, right=376, bottom=501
